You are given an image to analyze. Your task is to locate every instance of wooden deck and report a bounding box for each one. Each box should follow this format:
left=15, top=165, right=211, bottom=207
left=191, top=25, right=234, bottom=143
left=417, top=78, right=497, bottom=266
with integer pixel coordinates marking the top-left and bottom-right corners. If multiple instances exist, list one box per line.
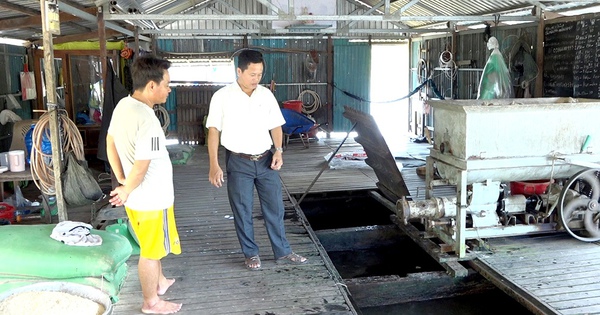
left=111, top=138, right=374, bottom=315
left=113, top=134, right=600, bottom=315
left=471, top=234, right=600, bottom=315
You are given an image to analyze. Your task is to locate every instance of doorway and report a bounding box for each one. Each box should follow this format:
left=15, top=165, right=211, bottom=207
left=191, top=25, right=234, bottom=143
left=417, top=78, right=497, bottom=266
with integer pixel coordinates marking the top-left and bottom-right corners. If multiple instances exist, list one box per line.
left=369, top=43, right=409, bottom=156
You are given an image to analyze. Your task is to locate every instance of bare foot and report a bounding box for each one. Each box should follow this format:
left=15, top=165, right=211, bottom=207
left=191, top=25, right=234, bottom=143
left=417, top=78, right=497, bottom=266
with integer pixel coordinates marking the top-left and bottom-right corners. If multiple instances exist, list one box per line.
left=158, top=278, right=176, bottom=295
left=141, top=299, right=182, bottom=314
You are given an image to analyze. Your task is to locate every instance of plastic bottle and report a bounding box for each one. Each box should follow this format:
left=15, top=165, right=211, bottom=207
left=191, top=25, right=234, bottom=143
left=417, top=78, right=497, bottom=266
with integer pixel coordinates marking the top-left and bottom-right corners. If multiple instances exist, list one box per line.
left=24, top=124, right=35, bottom=164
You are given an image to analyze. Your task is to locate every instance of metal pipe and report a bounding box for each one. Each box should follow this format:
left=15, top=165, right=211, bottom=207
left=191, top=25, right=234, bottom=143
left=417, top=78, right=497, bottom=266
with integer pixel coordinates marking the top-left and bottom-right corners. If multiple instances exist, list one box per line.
left=397, top=196, right=457, bottom=224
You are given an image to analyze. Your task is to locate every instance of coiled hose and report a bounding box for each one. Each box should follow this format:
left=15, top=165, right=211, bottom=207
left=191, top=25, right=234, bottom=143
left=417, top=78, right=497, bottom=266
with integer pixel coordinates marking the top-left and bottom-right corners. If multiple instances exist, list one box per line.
left=30, top=109, right=85, bottom=195
left=154, top=105, right=170, bottom=135
left=297, top=89, right=321, bottom=115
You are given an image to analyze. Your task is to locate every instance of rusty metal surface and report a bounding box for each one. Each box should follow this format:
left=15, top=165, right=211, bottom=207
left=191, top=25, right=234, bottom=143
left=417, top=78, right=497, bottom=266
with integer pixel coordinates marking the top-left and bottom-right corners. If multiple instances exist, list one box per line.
left=342, top=106, right=410, bottom=202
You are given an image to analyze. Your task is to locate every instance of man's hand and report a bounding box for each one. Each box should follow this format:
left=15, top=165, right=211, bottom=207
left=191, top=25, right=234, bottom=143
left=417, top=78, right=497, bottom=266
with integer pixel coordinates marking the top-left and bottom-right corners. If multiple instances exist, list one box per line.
left=109, top=186, right=129, bottom=206
left=209, top=165, right=225, bottom=188
left=271, top=151, right=283, bottom=171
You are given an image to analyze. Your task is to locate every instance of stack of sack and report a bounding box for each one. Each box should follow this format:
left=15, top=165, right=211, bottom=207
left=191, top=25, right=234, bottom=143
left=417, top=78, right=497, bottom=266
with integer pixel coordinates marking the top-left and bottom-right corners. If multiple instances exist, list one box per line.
left=0, top=223, right=132, bottom=302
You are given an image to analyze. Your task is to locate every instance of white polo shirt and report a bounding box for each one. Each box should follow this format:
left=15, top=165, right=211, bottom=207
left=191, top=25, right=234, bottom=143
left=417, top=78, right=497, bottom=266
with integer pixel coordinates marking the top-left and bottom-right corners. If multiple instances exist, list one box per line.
left=107, top=96, right=174, bottom=210
left=206, top=82, right=285, bottom=154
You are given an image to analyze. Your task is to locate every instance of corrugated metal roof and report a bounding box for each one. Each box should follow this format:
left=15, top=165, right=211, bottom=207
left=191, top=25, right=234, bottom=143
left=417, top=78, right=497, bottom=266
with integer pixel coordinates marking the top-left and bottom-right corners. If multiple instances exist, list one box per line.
left=0, top=0, right=597, bottom=42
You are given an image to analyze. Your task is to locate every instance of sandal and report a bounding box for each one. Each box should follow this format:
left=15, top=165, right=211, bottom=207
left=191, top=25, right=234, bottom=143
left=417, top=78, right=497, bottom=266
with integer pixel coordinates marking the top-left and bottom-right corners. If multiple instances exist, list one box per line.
left=245, top=255, right=261, bottom=271
left=276, top=252, right=308, bottom=265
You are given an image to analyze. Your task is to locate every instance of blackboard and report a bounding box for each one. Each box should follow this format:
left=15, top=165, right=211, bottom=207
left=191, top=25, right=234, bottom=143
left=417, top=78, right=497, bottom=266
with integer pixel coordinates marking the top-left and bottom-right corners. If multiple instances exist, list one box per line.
left=543, top=18, right=600, bottom=98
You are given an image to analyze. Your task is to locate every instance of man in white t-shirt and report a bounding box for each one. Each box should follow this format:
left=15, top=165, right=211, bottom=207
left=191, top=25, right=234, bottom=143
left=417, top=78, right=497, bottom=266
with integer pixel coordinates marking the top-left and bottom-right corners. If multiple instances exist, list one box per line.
left=107, top=55, right=182, bottom=314
left=206, top=49, right=307, bottom=271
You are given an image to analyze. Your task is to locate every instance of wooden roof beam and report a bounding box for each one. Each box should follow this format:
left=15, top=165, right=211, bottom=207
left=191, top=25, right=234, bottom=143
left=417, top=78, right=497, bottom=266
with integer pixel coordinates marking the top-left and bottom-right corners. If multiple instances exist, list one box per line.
left=32, top=29, right=120, bottom=45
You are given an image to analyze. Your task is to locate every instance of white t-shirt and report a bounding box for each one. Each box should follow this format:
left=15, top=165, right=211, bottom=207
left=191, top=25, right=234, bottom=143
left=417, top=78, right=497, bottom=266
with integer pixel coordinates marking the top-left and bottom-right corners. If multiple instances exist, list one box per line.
left=107, top=96, right=174, bottom=210
left=206, top=82, right=285, bottom=154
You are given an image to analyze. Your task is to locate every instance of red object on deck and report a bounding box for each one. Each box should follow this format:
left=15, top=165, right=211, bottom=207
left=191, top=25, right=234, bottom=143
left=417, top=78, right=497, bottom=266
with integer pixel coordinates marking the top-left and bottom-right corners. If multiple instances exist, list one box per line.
left=283, top=100, right=303, bottom=113
left=0, top=202, right=15, bottom=222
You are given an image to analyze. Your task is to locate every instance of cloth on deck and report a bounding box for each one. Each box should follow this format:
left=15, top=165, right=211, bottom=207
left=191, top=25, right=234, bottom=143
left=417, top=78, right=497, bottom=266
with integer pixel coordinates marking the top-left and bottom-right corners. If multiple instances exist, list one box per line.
left=50, top=221, right=103, bottom=246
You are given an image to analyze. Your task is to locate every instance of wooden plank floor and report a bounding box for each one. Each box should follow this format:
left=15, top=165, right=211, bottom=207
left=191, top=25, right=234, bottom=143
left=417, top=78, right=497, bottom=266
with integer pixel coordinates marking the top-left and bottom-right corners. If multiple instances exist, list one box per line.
left=279, top=138, right=380, bottom=195
left=111, top=140, right=358, bottom=315
left=471, top=234, right=600, bottom=315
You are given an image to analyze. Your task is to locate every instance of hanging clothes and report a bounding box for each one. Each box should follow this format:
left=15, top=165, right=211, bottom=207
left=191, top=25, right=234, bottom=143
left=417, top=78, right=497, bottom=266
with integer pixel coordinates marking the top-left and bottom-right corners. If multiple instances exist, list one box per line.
left=97, top=60, right=130, bottom=162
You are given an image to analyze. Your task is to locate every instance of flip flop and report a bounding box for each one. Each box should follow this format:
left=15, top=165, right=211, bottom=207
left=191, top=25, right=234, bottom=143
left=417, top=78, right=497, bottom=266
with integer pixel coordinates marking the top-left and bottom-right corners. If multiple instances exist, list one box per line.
left=276, top=252, right=308, bottom=265
left=245, top=255, right=261, bottom=271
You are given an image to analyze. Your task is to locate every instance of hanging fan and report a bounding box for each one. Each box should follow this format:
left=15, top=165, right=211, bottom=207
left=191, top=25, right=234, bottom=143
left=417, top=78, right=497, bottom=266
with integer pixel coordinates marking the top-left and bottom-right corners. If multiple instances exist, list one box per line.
left=501, top=34, right=539, bottom=91
left=304, top=50, right=318, bottom=82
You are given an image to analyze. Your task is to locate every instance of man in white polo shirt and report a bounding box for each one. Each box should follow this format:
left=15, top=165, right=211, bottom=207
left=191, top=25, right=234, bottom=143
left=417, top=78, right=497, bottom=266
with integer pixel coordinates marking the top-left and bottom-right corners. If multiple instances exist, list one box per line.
left=206, top=49, right=307, bottom=270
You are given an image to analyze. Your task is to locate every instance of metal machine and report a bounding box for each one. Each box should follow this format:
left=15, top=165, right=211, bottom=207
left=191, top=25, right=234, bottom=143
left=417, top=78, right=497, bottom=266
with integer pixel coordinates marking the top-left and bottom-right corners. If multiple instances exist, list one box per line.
left=397, top=98, right=600, bottom=262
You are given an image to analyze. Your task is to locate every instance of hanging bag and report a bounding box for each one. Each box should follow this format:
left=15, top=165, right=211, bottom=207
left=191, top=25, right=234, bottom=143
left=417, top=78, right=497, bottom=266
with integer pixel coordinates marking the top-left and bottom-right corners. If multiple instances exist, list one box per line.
left=20, top=64, right=37, bottom=101
left=62, top=152, right=103, bottom=206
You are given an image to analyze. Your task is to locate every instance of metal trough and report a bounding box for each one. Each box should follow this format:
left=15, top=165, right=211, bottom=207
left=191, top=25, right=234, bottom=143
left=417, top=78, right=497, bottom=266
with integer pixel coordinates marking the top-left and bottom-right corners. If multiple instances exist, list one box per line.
left=429, top=97, right=600, bottom=184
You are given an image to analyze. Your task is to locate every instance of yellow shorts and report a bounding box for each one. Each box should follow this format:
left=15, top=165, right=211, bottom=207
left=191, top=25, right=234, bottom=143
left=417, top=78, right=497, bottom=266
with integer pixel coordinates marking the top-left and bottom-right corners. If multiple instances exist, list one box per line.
left=125, top=205, right=182, bottom=260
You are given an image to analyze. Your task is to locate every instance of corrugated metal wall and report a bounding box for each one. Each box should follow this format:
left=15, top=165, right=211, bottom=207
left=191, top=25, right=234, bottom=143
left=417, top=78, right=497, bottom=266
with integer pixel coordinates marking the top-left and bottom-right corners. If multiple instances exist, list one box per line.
left=333, top=39, right=370, bottom=132
left=157, top=37, right=332, bottom=137
left=252, top=38, right=329, bottom=126
left=159, top=37, right=370, bottom=134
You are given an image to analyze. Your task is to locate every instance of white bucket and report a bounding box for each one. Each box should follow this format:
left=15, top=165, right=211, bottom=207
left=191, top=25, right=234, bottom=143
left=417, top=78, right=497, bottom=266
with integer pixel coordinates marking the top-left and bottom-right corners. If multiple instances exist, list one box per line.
left=8, top=150, right=25, bottom=172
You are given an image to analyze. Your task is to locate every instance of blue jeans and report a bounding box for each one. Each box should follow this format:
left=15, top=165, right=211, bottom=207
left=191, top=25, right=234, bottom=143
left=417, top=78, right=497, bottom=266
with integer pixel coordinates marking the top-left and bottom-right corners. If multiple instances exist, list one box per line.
left=225, top=150, right=292, bottom=259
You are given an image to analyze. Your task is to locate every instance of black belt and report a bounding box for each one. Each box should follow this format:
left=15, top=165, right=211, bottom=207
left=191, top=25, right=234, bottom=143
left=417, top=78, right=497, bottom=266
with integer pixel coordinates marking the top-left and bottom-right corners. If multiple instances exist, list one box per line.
left=229, top=150, right=270, bottom=161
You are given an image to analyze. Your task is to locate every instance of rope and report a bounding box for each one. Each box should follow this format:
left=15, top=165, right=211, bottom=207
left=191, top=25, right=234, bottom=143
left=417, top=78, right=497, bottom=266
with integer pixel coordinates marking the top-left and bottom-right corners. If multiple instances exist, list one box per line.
left=333, top=78, right=445, bottom=104
left=30, top=109, right=85, bottom=195
left=154, top=105, right=170, bottom=135
left=297, top=89, right=321, bottom=115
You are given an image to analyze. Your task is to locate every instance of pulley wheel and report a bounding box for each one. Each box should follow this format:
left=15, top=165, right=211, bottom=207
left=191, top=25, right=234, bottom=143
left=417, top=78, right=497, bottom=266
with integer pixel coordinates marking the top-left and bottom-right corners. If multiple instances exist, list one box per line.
left=558, top=169, right=600, bottom=241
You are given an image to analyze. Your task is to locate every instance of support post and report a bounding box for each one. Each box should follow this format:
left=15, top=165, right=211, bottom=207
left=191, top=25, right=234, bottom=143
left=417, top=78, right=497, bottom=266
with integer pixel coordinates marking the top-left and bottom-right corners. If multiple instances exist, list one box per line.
left=40, top=0, right=67, bottom=221
left=98, top=6, right=107, bottom=90
left=326, top=36, right=333, bottom=132
left=534, top=7, right=545, bottom=97
left=134, top=26, right=140, bottom=57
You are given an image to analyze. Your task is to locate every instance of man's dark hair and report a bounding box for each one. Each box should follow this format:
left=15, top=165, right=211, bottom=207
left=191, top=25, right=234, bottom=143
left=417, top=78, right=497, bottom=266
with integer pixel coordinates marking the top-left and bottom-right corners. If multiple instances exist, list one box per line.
left=237, top=49, right=264, bottom=71
left=131, top=55, right=171, bottom=92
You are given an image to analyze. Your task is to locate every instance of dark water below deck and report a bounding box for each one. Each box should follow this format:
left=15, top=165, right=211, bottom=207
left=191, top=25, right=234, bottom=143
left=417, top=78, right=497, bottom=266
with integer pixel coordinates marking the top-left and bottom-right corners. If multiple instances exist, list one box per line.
left=300, top=192, right=533, bottom=315
left=361, top=290, right=532, bottom=315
